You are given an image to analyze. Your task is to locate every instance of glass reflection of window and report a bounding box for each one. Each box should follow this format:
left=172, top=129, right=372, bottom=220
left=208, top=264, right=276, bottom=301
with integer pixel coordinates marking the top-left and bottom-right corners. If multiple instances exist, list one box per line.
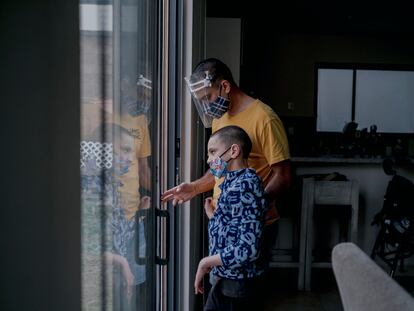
left=80, top=0, right=156, bottom=310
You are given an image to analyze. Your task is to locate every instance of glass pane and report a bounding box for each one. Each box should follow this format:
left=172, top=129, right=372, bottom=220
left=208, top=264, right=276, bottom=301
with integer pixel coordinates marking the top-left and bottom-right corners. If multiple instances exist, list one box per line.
left=317, top=69, right=353, bottom=132
left=80, top=0, right=157, bottom=310
left=355, top=70, right=414, bottom=133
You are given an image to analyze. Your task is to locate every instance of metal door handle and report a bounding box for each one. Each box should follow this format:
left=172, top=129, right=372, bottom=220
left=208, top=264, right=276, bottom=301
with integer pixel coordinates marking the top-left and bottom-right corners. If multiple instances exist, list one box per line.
left=155, top=208, right=169, bottom=265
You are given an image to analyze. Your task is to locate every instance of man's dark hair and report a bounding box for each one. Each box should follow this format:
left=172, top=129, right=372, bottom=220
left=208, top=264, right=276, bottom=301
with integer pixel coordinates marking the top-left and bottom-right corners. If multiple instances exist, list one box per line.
left=211, top=125, right=252, bottom=159
left=192, top=58, right=237, bottom=87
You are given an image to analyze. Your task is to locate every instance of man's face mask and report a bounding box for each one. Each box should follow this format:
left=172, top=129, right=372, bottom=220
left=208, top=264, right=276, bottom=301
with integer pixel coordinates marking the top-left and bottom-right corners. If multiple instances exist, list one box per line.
left=185, top=71, right=230, bottom=128
left=209, top=146, right=232, bottom=178
left=206, top=85, right=230, bottom=119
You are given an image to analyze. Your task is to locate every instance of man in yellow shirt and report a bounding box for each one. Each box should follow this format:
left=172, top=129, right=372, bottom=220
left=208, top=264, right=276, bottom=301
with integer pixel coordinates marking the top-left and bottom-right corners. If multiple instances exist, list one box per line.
left=161, top=58, right=291, bottom=263
left=81, top=74, right=152, bottom=309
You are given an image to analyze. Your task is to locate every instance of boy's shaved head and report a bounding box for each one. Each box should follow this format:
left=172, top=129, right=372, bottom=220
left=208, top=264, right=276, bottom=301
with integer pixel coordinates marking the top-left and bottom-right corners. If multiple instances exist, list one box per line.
left=210, top=125, right=252, bottom=159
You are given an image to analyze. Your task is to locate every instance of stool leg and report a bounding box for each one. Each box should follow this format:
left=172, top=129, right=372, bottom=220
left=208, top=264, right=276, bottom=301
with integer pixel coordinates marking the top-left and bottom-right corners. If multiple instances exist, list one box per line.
left=304, top=212, right=313, bottom=291
left=350, top=181, right=359, bottom=243
left=298, top=183, right=310, bottom=291
left=304, top=180, right=315, bottom=291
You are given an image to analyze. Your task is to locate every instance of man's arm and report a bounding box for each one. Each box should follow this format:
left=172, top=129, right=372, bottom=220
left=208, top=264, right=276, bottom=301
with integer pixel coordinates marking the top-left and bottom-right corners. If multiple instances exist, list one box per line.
left=264, top=159, right=292, bottom=202
left=160, top=170, right=215, bottom=206
left=138, top=156, right=151, bottom=191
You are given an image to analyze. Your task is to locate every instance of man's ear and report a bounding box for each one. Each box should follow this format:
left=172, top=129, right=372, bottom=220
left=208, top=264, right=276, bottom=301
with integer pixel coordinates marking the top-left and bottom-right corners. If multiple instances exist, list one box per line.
left=221, top=80, right=231, bottom=94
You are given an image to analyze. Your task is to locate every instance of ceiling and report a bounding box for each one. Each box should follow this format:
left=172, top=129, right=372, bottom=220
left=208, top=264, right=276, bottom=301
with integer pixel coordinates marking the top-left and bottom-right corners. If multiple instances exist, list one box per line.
left=206, top=0, right=414, bottom=35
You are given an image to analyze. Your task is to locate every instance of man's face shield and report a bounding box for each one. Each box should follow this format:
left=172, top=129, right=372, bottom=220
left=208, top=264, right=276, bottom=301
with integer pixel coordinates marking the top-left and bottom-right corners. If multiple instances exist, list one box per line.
left=137, top=74, right=152, bottom=90
left=121, top=74, right=153, bottom=117
left=185, top=72, right=216, bottom=128
left=137, top=74, right=152, bottom=104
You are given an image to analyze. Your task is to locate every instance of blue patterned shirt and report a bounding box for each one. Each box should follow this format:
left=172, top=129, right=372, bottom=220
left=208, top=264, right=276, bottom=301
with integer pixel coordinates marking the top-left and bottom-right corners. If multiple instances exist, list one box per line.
left=209, top=168, right=267, bottom=279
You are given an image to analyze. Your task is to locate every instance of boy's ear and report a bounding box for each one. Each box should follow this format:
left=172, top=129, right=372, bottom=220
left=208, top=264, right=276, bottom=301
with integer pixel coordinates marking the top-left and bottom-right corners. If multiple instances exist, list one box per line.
left=230, top=144, right=241, bottom=159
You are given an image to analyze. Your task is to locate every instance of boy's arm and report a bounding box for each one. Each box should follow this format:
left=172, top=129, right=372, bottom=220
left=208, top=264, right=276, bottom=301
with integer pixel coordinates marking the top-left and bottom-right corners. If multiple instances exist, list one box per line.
left=104, top=252, right=135, bottom=288
left=194, top=254, right=222, bottom=294
left=160, top=170, right=215, bottom=206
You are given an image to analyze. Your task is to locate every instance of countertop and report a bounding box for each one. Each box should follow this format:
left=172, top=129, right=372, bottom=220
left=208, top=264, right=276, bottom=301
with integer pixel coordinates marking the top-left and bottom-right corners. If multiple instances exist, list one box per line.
left=291, top=156, right=385, bottom=164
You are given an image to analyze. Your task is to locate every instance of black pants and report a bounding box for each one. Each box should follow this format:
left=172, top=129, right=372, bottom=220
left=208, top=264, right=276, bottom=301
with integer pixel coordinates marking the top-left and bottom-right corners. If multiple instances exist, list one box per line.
left=204, top=277, right=264, bottom=311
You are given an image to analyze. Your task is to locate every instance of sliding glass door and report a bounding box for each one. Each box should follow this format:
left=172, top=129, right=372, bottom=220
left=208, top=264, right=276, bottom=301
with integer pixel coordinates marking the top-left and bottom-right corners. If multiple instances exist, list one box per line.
left=79, top=1, right=169, bottom=310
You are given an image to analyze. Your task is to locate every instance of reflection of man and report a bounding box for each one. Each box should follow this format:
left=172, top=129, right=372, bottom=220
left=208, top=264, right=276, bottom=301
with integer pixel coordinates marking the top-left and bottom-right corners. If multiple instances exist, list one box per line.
left=81, top=73, right=153, bottom=310
left=114, top=75, right=152, bottom=219
left=111, top=75, right=152, bottom=310
left=82, top=75, right=152, bottom=218
left=121, top=75, right=152, bottom=122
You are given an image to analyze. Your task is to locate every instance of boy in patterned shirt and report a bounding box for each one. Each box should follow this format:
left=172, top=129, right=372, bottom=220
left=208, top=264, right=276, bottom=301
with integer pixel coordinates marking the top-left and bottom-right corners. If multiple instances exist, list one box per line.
left=194, top=125, right=267, bottom=311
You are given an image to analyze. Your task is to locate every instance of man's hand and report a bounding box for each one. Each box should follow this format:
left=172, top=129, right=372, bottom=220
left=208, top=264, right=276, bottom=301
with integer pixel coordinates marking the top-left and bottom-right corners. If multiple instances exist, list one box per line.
left=161, top=171, right=216, bottom=206
left=160, top=182, right=197, bottom=206
left=204, top=197, right=215, bottom=219
left=139, top=196, right=151, bottom=210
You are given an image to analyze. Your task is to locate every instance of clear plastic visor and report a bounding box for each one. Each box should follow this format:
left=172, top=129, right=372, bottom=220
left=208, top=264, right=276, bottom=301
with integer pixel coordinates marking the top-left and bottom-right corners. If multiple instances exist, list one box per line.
left=136, top=75, right=152, bottom=103
left=137, top=74, right=152, bottom=90
left=185, top=76, right=214, bottom=128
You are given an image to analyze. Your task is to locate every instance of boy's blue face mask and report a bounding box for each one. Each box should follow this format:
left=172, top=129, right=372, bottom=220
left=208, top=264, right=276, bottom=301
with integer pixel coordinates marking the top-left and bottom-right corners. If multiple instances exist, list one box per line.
left=209, top=146, right=232, bottom=178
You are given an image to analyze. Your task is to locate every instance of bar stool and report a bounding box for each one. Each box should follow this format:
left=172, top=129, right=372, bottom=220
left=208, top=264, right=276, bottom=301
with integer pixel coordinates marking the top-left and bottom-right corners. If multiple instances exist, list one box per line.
left=268, top=178, right=308, bottom=291
left=301, top=178, right=359, bottom=291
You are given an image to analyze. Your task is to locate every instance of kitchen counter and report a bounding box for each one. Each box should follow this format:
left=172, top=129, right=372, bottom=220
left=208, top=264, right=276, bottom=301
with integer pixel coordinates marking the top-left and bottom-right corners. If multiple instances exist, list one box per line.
left=291, top=156, right=384, bottom=164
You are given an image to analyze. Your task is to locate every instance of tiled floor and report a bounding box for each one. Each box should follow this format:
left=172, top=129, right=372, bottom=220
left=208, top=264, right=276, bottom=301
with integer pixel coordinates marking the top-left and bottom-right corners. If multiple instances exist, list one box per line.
left=263, top=269, right=342, bottom=311
left=263, top=267, right=414, bottom=311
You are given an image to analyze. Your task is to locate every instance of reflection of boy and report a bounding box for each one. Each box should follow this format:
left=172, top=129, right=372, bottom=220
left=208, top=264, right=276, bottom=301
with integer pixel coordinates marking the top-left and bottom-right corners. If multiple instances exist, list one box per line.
left=112, top=76, right=152, bottom=307
left=104, top=193, right=149, bottom=295
left=109, top=124, right=150, bottom=308
left=81, top=74, right=152, bottom=308
left=82, top=122, right=150, bottom=307
left=194, top=126, right=267, bottom=311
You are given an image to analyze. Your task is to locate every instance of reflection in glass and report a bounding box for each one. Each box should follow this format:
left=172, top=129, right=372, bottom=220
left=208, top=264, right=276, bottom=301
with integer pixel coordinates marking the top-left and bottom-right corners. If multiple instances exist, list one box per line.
left=80, top=1, right=155, bottom=310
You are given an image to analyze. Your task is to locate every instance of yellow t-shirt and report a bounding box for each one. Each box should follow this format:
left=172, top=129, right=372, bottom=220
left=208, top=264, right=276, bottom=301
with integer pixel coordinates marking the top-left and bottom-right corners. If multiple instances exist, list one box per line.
left=113, top=113, right=151, bottom=219
left=81, top=102, right=112, bottom=139
left=212, top=99, right=290, bottom=221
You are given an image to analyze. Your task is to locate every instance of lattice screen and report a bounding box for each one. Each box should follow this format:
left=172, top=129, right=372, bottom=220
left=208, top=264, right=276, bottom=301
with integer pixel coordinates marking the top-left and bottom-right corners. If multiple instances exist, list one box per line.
left=80, top=141, right=113, bottom=169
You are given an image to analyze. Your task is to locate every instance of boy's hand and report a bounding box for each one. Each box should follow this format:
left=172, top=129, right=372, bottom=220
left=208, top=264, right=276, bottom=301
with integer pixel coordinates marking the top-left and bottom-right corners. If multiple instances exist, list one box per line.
left=106, top=252, right=135, bottom=297
left=121, top=259, right=135, bottom=293
left=194, top=257, right=212, bottom=294
left=204, top=197, right=215, bottom=219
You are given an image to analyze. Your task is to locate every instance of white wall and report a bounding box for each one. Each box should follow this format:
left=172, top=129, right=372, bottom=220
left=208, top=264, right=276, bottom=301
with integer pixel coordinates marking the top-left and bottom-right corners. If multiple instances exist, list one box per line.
left=206, top=17, right=241, bottom=85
